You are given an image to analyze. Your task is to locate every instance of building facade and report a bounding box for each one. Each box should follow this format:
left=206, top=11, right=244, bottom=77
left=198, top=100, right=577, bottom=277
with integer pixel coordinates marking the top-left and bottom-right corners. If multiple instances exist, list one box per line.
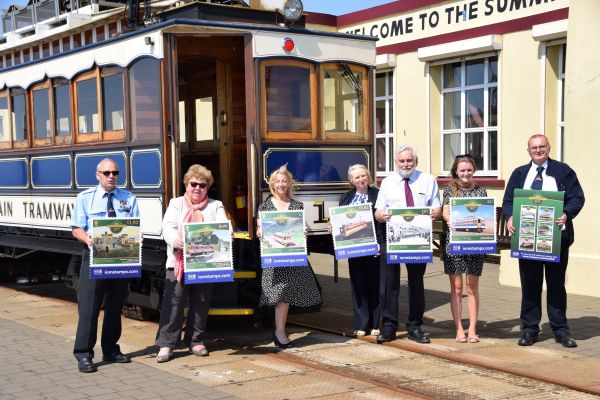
left=307, top=0, right=600, bottom=296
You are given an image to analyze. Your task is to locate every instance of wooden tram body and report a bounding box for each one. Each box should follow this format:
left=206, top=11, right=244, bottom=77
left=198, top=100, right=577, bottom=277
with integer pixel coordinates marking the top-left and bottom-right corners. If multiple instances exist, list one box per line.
left=0, top=0, right=376, bottom=317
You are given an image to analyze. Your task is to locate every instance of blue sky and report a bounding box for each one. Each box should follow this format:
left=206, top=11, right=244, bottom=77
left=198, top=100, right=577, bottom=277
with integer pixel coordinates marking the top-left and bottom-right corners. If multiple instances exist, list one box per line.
left=1, top=0, right=394, bottom=16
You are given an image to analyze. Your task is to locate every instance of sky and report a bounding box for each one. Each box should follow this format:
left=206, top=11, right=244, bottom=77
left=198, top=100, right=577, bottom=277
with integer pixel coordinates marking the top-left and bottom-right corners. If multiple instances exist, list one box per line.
left=1, top=0, right=394, bottom=16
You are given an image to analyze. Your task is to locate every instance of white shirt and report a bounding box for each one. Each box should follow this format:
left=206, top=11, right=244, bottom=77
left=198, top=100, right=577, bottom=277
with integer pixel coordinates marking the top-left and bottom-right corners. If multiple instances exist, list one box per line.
left=375, top=170, right=441, bottom=210
left=523, top=160, right=558, bottom=191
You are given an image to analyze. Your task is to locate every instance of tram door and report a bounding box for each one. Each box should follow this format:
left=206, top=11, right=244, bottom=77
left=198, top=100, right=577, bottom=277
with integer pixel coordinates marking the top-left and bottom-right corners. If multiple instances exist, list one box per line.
left=175, top=35, right=247, bottom=228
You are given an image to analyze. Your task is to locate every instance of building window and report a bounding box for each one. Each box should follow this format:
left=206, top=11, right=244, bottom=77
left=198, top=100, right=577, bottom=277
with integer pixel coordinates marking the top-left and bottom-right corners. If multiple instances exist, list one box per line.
left=375, top=71, right=394, bottom=176
left=441, top=55, right=498, bottom=173
left=558, top=44, right=565, bottom=160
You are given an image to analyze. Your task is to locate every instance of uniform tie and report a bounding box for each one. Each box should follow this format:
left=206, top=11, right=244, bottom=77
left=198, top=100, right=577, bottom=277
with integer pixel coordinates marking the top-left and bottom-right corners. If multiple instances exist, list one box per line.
left=404, top=178, right=414, bottom=207
left=530, top=166, right=544, bottom=190
left=107, top=192, right=116, bottom=217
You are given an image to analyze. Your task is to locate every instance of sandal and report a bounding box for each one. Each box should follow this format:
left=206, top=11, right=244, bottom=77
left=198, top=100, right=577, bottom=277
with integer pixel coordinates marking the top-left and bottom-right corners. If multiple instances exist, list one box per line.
left=354, top=330, right=366, bottom=337
left=190, top=344, right=209, bottom=356
left=456, top=335, right=467, bottom=343
left=467, top=335, right=480, bottom=343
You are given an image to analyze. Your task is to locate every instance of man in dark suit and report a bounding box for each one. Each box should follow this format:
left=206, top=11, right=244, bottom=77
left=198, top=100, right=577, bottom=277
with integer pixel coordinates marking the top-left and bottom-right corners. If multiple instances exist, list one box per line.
left=502, top=134, right=584, bottom=348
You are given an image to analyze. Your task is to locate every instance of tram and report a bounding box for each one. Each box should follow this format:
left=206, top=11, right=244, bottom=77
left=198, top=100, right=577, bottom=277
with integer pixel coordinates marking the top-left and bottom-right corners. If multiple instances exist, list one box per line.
left=453, top=216, right=486, bottom=233
left=0, top=0, right=376, bottom=317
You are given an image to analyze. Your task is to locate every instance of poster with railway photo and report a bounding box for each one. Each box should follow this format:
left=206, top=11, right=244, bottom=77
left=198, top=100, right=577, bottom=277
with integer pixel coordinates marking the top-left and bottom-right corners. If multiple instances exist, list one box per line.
left=386, top=207, right=432, bottom=264
left=510, top=189, right=564, bottom=263
left=183, top=222, right=233, bottom=284
left=259, top=210, right=308, bottom=267
left=449, top=197, right=497, bottom=255
left=90, top=218, right=141, bottom=279
left=329, top=203, right=378, bottom=259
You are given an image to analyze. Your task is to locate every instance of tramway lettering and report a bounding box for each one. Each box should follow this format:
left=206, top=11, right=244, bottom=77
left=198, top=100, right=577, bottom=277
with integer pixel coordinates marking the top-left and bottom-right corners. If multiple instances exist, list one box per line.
left=0, top=201, right=12, bottom=217
left=22, top=201, right=74, bottom=221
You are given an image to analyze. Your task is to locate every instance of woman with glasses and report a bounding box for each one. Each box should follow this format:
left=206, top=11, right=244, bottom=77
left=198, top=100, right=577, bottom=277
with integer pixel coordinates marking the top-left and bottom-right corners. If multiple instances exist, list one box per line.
left=337, top=164, right=384, bottom=337
left=442, top=155, right=487, bottom=343
left=257, top=165, right=321, bottom=348
left=155, top=164, right=229, bottom=362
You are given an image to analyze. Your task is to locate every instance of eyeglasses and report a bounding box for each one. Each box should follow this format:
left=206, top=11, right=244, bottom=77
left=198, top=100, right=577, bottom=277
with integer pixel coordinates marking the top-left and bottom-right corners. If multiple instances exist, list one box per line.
left=98, top=170, right=119, bottom=177
left=529, top=145, right=548, bottom=151
left=455, top=154, right=472, bottom=159
left=189, top=182, right=208, bottom=189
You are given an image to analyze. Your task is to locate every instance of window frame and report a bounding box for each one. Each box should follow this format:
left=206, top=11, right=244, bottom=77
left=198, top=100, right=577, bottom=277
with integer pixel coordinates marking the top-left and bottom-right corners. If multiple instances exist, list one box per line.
left=260, top=58, right=317, bottom=141
left=100, top=66, right=127, bottom=142
left=52, top=78, right=73, bottom=145
left=375, top=69, right=394, bottom=177
left=0, top=90, right=12, bottom=150
left=73, top=69, right=101, bottom=143
left=439, top=54, right=498, bottom=175
left=319, top=62, right=370, bottom=142
left=557, top=43, right=566, bottom=161
left=31, top=80, right=54, bottom=147
left=10, top=87, right=29, bottom=150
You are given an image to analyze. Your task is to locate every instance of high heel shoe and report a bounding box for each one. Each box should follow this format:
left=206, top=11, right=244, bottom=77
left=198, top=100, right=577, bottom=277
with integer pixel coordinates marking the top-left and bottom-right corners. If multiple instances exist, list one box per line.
left=273, top=333, right=293, bottom=349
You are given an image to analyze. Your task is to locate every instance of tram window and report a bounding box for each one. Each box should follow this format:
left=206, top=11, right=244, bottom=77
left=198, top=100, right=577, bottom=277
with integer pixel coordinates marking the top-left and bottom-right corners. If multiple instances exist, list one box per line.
left=260, top=60, right=316, bottom=140
left=11, top=90, right=28, bottom=146
left=130, top=58, right=161, bottom=141
left=96, top=25, right=106, bottom=43
left=62, top=37, right=71, bottom=52
left=0, top=96, right=9, bottom=146
left=23, top=48, right=30, bottom=63
left=102, top=73, right=125, bottom=132
left=42, top=43, right=50, bottom=58
left=321, top=63, right=369, bottom=141
left=31, top=45, right=39, bottom=61
left=54, top=81, right=72, bottom=138
left=195, top=97, right=214, bottom=141
left=73, top=33, right=81, bottom=49
left=33, top=88, right=51, bottom=140
left=51, top=40, right=60, bottom=55
left=76, top=78, right=99, bottom=135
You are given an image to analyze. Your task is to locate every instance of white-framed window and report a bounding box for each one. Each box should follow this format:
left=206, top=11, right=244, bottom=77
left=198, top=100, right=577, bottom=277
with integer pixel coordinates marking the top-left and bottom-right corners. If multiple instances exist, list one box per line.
left=558, top=43, right=565, bottom=161
left=441, top=55, right=498, bottom=174
left=375, top=70, right=394, bottom=176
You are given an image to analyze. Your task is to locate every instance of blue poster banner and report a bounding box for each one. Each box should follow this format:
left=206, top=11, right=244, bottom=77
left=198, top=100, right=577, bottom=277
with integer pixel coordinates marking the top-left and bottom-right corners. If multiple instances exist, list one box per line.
left=261, top=254, right=308, bottom=267
left=335, top=243, right=378, bottom=259
left=450, top=243, right=497, bottom=254
left=90, top=266, right=141, bottom=280
left=387, top=252, right=433, bottom=264
left=184, top=269, right=234, bottom=284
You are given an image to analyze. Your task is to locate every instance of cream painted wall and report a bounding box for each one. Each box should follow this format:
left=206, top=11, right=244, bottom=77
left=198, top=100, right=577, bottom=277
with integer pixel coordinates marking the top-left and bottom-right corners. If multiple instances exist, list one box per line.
left=394, top=52, right=431, bottom=171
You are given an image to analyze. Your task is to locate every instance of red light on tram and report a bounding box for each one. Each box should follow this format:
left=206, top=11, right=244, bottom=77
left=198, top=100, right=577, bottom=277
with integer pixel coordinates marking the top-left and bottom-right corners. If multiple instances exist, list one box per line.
left=283, top=38, right=295, bottom=53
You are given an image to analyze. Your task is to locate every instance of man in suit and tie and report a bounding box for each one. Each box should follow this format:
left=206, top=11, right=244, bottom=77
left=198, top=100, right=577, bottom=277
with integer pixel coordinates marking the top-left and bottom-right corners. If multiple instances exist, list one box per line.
left=502, top=134, right=585, bottom=348
left=374, top=145, right=441, bottom=344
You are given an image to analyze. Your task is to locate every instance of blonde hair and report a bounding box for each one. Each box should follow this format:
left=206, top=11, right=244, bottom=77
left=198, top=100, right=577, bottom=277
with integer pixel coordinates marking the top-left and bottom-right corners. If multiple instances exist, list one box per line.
left=347, top=164, right=371, bottom=187
left=183, top=164, right=214, bottom=188
left=268, top=165, right=296, bottom=198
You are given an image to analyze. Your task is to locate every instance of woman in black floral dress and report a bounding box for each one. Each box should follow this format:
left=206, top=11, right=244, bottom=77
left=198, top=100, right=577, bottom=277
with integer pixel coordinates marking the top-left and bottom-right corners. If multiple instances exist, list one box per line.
left=257, top=166, right=321, bottom=348
left=442, top=155, right=486, bottom=343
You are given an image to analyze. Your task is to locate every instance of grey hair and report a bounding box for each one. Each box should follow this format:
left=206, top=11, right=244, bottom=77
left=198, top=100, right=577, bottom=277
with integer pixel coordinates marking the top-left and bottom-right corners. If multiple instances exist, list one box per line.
left=395, top=145, right=418, bottom=161
left=347, top=164, right=371, bottom=186
left=96, top=158, right=118, bottom=171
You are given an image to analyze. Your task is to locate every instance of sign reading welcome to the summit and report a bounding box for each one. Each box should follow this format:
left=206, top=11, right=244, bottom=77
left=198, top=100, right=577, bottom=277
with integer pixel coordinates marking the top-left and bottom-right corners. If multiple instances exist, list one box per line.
left=330, top=203, right=378, bottom=259
left=343, top=0, right=567, bottom=46
left=90, top=218, right=141, bottom=279
left=259, top=210, right=308, bottom=267
left=386, top=207, right=432, bottom=264
left=510, top=189, right=564, bottom=263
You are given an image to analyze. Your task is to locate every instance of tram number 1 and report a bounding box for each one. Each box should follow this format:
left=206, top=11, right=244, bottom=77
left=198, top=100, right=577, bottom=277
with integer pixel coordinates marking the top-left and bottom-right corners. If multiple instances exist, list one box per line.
left=313, top=201, right=329, bottom=224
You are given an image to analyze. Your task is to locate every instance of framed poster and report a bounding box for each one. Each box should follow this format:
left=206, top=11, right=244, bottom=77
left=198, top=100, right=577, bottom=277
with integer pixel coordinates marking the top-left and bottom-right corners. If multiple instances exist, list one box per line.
left=183, top=222, right=233, bottom=284
left=449, top=197, right=497, bottom=254
left=386, top=208, right=432, bottom=264
left=259, top=210, right=308, bottom=267
left=90, top=218, right=141, bottom=279
left=511, top=189, right=564, bottom=262
left=330, top=203, right=378, bottom=259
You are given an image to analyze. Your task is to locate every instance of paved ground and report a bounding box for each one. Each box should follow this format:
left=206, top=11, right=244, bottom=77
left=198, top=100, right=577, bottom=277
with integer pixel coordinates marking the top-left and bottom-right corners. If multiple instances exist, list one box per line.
left=1, top=253, right=599, bottom=399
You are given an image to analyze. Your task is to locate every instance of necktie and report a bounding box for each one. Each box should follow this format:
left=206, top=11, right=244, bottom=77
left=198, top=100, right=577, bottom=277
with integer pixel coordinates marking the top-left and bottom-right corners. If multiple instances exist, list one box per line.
left=107, top=192, right=116, bottom=217
left=404, top=178, right=414, bottom=207
left=530, top=166, right=544, bottom=190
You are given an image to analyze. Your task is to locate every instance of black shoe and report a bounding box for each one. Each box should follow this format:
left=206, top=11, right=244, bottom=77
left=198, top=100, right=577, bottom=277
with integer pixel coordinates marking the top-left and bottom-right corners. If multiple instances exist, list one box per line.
left=555, top=335, right=578, bottom=348
left=102, top=352, right=131, bottom=363
left=407, top=328, right=431, bottom=344
left=376, top=330, right=396, bottom=343
left=78, top=357, right=97, bottom=373
left=518, top=333, right=539, bottom=346
left=273, top=333, right=293, bottom=349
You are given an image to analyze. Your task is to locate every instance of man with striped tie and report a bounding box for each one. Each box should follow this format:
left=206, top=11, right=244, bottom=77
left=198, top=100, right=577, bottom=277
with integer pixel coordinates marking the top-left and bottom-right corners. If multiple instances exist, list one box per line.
left=502, top=134, right=585, bottom=348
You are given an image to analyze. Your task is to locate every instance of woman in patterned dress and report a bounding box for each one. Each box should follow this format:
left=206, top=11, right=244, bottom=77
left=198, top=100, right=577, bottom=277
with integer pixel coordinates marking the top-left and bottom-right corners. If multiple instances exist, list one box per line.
left=442, top=155, right=487, bottom=343
left=257, top=165, right=321, bottom=348
left=337, top=164, right=384, bottom=337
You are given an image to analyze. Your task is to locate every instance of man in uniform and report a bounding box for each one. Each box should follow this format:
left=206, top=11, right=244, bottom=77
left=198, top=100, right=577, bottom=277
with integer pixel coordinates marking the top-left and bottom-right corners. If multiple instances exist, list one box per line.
left=503, top=134, right=584, bottom=348
left=375, top=145, right=441, bottom=343
left=71, top=158, right=140, bottom=372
